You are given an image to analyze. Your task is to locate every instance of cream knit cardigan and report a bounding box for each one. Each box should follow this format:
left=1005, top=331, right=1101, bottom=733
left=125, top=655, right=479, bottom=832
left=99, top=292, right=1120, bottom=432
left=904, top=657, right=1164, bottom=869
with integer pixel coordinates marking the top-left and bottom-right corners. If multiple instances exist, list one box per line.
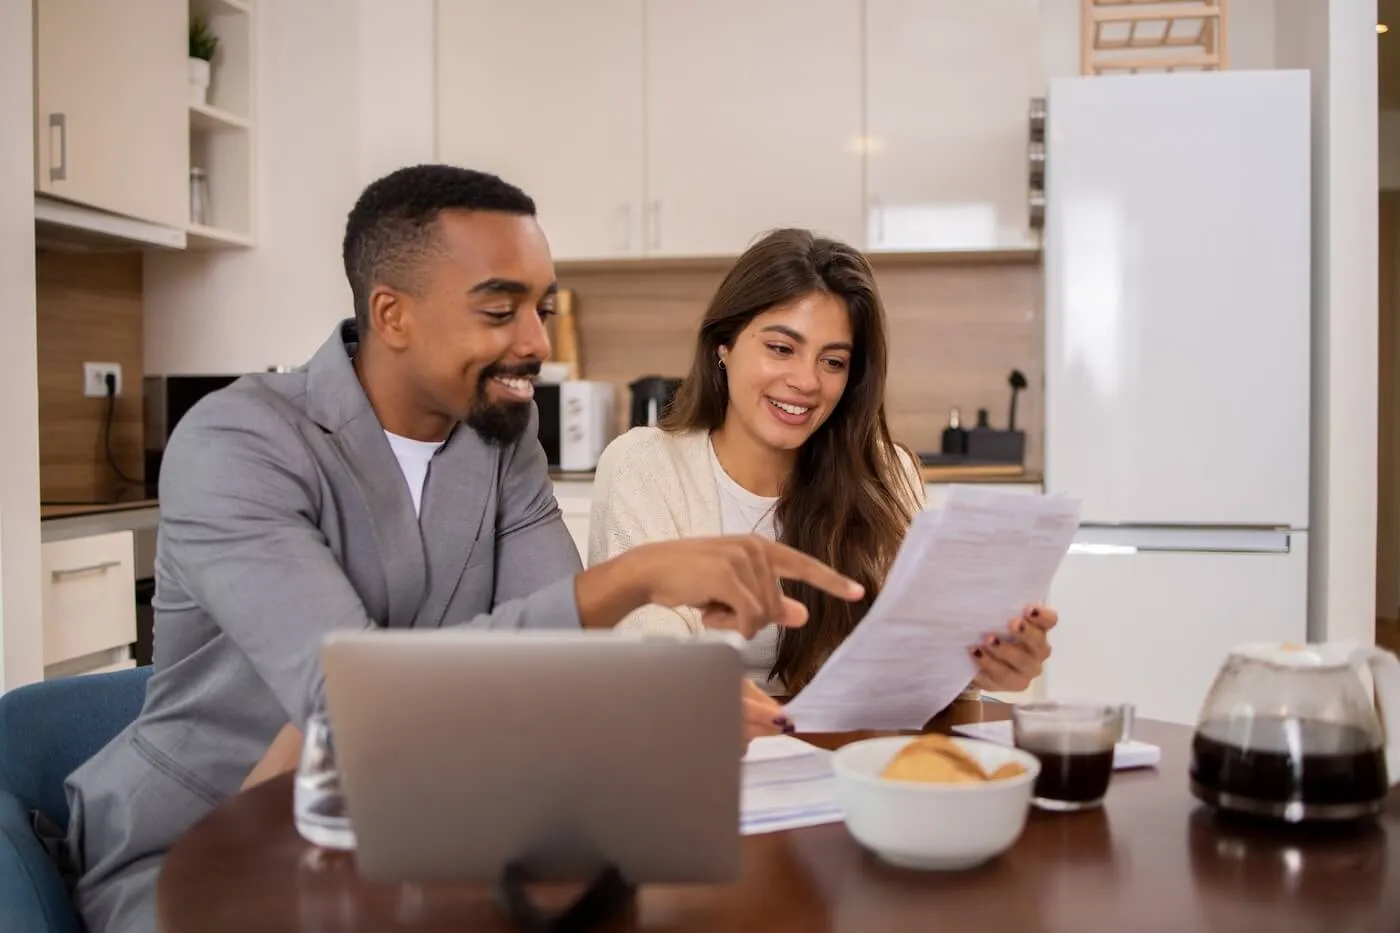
left=587, top=426, right=930, bottom=637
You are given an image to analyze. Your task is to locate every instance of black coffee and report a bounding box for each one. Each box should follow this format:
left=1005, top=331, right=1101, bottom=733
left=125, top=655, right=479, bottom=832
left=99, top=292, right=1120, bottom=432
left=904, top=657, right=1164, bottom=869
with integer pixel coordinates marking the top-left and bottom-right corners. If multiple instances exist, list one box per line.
left=1191, top=717, right=1387, bottom=807
left=1025, top=747, right=1114, bottom=803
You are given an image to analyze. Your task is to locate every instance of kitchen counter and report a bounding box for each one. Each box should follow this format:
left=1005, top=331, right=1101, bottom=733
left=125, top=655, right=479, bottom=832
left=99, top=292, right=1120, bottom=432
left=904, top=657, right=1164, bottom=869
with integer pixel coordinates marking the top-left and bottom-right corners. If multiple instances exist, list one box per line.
left=41, top=498, right=159, bottom=520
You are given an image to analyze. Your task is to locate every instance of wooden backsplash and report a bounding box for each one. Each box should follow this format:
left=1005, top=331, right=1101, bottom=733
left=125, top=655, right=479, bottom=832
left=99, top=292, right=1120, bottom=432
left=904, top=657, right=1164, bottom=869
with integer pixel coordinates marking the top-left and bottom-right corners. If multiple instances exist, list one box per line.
left=35, top=249, right=145, bottom=503
left=556, top=257, right=1044, bottom=469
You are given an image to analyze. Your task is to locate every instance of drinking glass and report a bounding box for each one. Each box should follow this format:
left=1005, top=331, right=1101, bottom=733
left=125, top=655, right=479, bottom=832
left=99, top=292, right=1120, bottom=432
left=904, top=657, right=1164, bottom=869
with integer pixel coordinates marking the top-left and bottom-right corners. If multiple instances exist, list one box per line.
left=1012, top=701, right=1128, bottom=812
left=293, top=712, right=356, bottom=850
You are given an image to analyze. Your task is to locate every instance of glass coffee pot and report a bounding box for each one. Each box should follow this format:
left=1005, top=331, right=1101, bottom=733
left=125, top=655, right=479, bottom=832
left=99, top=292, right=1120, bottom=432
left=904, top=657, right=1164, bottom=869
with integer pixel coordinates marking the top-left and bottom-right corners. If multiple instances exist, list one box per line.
left=1190, top=641, right=1400, bottom=823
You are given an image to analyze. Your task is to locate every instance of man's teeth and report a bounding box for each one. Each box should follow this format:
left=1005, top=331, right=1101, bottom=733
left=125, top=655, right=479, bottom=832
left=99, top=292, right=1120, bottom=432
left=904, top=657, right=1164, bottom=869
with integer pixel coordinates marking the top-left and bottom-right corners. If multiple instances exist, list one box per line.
left=494, top=376, right=531, bottom=390
left=770, top=399, right=810, bottom=415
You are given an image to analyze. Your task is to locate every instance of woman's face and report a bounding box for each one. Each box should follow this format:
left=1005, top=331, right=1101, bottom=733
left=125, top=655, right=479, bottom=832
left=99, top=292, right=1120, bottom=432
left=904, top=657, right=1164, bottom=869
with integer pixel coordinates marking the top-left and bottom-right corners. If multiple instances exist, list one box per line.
left=719, top=291, right=854, bottom=452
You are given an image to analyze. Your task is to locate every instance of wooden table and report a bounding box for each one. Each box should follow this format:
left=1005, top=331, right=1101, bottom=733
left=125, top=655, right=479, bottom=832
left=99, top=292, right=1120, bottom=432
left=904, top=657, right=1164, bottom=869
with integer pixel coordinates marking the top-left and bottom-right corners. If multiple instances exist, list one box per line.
left=156, top=701, right=1400, bottom=932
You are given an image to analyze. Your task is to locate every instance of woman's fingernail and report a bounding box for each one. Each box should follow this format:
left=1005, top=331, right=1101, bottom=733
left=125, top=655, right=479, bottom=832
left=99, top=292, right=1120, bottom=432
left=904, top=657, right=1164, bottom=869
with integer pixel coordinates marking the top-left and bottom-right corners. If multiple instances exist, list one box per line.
left=1012, top=619, right=1025, bottom=634
left=773, top=716, right=792, bottom=729
left=987, top=635, right=1000, bottom=648
left=972, top=648, right=983, bottom=659
left=1029, top=607, right=1041, bottom=619
left=781, top=722, right=797, bottom=735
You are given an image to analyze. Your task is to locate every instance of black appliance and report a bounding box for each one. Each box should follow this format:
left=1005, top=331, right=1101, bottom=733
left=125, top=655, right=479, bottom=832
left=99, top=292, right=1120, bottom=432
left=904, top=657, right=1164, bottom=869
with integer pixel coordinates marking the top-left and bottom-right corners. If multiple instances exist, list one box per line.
left=629, top=376, right=682, bottom=428
left=143, top=374, right=242, bottom=496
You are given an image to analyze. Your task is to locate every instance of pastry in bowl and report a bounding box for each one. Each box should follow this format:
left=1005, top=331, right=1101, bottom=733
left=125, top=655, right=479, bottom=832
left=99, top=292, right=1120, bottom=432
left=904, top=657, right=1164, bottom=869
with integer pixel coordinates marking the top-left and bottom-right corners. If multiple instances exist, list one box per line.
left=832, top=735, right=1040, bottom=871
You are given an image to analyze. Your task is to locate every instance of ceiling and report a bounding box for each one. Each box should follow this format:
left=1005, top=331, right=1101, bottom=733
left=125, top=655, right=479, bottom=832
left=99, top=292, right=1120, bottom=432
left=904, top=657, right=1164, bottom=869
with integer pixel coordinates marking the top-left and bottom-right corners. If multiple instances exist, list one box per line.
left=1383, top=0, right=1400, bottom=109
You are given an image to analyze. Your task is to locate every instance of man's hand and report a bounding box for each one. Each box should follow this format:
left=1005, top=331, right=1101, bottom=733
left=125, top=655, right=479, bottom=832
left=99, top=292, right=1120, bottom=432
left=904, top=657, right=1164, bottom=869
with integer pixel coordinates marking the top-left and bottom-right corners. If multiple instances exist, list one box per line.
left=577, top=535, right=864, bottom=636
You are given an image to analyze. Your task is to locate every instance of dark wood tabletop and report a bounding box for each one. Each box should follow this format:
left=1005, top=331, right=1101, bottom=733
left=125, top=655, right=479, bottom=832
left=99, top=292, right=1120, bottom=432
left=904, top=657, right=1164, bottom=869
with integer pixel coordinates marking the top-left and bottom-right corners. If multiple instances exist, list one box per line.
left=156, top=700, right=1400, bottom=932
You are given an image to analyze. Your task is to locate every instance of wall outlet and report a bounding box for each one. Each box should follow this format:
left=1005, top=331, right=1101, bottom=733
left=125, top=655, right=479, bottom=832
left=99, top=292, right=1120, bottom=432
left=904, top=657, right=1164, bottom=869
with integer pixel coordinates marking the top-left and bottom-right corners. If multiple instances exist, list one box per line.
left=83, top=362, right=123, bottom=398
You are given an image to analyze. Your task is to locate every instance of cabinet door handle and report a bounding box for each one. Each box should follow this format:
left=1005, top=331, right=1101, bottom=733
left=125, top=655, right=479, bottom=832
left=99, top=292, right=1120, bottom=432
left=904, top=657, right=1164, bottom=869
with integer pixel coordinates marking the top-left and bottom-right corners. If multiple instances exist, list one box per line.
left=51, top=560, right=120, bottom=581
left=49, top=113, right=66, bottom=182
left=648, top=200, right=661, bottom=251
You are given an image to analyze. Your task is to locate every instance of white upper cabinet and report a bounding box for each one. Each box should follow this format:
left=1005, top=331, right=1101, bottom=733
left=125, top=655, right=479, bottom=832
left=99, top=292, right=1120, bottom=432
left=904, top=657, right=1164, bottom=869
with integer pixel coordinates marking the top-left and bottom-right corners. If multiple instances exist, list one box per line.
left=644, top=0, right=865, bottom=257
left=33, top=0, right=188, bottom=229
left=864, top=0, right=1042, bottom=251
left=435, top=0, right=646, bottom=261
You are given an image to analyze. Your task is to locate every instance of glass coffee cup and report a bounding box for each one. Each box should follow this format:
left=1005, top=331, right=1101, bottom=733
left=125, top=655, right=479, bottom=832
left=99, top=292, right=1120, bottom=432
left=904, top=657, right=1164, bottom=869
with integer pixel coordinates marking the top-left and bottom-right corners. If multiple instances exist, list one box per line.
left=1012, top=701, right=1130, bottom=811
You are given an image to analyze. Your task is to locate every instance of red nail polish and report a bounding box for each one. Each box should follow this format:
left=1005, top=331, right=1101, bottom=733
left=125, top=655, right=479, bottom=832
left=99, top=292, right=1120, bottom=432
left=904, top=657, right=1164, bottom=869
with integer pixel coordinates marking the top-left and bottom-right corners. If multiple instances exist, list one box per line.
left=972, top=648, right=983, bottom=658
left=990, top=636, right=1001, bottom=647
left=1029, top=607, right=1041, bottom=619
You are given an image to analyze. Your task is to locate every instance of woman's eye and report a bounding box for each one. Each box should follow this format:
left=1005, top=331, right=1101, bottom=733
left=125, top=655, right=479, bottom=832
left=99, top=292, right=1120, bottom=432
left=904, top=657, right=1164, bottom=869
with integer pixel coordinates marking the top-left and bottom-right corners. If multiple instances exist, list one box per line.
left=824, top=357, right=848, bottom=372
left=767, top=343, right=793, bottom=356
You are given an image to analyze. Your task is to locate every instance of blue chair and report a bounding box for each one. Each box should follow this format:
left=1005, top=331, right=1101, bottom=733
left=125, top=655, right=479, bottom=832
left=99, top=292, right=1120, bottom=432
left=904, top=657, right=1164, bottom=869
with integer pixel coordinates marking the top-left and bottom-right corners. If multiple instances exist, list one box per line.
left=0, top=666, right=152, bottom=933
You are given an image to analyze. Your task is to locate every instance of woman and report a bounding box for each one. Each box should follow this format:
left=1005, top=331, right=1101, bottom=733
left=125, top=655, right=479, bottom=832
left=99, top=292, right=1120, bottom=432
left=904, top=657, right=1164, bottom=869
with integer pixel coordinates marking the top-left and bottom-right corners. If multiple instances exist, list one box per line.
left=589, top=228, right=1057, bottom=738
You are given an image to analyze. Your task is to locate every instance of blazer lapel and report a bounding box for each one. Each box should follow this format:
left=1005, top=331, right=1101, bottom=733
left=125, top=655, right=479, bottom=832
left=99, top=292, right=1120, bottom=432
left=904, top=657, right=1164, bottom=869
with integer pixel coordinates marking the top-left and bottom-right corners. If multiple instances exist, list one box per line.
left=305, top=321, right=427, bottom=629
left=413, top=425, right=495, bottom=628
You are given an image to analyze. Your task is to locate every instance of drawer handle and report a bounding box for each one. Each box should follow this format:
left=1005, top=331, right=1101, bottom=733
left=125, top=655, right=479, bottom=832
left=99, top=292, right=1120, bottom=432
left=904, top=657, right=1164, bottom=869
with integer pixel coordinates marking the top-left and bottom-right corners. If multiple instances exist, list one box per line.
left=51, top=560, right=121, bottom=581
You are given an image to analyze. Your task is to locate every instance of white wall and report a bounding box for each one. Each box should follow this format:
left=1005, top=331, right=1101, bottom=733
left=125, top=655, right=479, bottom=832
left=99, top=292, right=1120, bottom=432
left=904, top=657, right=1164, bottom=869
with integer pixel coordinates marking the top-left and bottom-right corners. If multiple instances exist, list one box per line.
left=0, top=0, right=44, bottom=691
left=1276, top=0, right=1379, bottom=646
left=144, top=0, right=436, bottom=374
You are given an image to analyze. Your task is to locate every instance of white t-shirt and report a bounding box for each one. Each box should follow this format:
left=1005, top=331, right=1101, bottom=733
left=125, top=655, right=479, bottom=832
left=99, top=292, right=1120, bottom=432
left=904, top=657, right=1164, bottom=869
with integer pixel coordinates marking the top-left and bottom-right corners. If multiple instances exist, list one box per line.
left=384, top=430, right=446, bottom=517
left=707, top=440, right=784, bottom=693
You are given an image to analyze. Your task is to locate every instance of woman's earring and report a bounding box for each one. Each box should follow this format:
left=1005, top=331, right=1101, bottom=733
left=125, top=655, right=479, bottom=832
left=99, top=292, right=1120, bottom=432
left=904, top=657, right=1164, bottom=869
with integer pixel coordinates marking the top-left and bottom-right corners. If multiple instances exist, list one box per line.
left=717, top=355, right=726, bottom=370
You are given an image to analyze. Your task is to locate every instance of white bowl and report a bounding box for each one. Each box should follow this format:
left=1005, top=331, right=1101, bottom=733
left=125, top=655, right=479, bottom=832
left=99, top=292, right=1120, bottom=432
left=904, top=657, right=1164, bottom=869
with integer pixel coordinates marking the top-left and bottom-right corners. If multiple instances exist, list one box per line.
left=831, top=736, right=1041, bottom=871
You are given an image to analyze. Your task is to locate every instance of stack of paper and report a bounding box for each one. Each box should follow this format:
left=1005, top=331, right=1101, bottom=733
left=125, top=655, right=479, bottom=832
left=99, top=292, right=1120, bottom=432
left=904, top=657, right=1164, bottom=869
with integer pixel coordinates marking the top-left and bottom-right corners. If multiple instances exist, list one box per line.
left=782, top=486, right=1082, bottom=733
left=740, top=735, right=844, bottom=835
left=952, top=719, right=1162, bottom=770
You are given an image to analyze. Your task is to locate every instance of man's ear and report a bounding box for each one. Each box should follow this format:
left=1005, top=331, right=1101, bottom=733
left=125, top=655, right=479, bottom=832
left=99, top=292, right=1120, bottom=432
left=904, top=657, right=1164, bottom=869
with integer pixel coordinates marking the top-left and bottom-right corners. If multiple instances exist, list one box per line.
left=367, top=286, right=411, bottom=350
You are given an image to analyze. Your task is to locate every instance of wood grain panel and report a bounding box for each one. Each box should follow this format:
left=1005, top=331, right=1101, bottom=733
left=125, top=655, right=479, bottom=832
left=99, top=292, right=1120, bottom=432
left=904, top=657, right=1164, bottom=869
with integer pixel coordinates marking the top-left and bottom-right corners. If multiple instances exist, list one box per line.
left=1379, top=192, right=1400, bottom=620
left=556, top=258, right=1043, bottom=469
left=35, top=249, right=145, bottom=503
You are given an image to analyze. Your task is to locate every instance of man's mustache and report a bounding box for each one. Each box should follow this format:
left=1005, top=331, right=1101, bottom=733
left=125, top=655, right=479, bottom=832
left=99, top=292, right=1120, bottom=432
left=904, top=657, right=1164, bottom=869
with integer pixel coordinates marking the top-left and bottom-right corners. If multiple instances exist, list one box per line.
left=480, top=361, right=542, bottom=382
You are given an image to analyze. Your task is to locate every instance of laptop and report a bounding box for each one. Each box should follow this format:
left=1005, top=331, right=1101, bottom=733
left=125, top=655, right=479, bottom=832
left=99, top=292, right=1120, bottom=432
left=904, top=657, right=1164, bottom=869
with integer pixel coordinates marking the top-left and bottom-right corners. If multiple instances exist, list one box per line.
left=321, top=628, right=746, bottom=885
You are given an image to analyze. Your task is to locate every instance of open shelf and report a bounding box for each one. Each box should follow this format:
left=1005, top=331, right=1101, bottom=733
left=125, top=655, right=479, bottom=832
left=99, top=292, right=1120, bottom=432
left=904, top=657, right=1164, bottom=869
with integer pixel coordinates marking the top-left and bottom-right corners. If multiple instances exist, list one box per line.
left=189, top=102, right=248, bottom=133
left=187, top=223, right=254, bottom=250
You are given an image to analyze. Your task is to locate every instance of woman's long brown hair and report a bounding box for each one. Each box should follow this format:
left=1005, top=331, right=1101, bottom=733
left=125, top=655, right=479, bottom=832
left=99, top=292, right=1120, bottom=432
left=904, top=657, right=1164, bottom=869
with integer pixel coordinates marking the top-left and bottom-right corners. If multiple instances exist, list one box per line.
left=663, top=228, right=921, bottom=692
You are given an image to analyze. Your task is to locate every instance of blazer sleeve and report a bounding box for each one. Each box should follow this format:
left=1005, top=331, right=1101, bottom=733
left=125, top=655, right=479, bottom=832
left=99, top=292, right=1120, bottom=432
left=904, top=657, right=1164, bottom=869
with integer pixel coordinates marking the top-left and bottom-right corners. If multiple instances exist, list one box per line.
left=587, top=434, right=703, bottom=637
left=157, top=392, right=581, bottom=731
left=489, top=405, right=585, bottom=610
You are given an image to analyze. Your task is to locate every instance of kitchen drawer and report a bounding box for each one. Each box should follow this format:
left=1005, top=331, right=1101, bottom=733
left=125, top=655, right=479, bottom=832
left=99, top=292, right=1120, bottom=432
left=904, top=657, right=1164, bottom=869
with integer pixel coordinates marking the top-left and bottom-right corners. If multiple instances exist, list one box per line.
left=42, top=531, right=137, bottom=667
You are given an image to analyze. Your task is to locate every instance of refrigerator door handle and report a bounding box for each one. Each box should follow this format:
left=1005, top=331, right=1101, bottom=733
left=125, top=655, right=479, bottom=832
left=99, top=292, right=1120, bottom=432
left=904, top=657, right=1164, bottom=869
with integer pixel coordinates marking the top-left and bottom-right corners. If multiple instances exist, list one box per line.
left=1068, top=526, right=1295, bottom=555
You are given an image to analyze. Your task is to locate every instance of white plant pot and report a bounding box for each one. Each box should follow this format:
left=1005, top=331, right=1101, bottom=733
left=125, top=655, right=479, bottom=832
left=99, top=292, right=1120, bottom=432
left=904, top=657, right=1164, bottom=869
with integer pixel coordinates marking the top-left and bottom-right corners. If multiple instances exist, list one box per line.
left=189, top=57, right=211, bottom=106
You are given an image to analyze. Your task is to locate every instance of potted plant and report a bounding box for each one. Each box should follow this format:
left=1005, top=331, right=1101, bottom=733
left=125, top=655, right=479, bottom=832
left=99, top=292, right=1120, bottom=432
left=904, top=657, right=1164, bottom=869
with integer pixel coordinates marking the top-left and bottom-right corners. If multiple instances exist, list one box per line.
left=189, top=17, right=219, bottom=106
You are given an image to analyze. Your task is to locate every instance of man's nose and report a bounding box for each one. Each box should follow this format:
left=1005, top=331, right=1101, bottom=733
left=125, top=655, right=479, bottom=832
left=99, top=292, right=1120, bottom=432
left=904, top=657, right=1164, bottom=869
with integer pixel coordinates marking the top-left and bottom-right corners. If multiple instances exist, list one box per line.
left=513, top=310, right=552, bottom=361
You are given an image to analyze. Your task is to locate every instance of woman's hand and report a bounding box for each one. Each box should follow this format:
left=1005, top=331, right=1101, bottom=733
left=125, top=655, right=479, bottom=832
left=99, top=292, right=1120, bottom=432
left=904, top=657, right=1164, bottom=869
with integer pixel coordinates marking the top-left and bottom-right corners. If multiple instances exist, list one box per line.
left=241, top=723, right=304, bottom=790
left=969, top=603, right=1058, bottom=692
left=743, top=678, right=794, bottom=743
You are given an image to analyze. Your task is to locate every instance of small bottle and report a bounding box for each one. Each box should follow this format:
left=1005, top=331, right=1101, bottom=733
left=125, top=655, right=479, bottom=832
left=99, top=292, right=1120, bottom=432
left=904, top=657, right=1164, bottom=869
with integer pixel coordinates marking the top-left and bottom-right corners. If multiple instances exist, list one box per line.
left=940, top=407, right=968, bottom=456
left=190, top=167, right=210, bottom=227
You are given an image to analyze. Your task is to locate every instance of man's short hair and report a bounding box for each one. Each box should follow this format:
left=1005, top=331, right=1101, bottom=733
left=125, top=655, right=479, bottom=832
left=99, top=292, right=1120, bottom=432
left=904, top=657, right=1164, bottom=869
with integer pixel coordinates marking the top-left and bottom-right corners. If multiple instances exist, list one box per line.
left=342, top=164, right=537, bottom=331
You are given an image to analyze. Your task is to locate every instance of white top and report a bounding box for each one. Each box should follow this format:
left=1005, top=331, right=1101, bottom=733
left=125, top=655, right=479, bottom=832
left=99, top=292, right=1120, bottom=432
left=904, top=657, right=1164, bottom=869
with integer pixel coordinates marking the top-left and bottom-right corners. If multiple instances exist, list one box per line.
left=707, top=439, right=782, bottom=690
left=384, top=430, right=446, bottom=517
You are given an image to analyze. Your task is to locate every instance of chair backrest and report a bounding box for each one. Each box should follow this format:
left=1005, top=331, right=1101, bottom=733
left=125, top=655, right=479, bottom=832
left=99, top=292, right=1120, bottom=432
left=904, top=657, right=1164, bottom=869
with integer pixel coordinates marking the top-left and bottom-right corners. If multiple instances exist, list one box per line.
left=0, top=666, right=152, bottom=830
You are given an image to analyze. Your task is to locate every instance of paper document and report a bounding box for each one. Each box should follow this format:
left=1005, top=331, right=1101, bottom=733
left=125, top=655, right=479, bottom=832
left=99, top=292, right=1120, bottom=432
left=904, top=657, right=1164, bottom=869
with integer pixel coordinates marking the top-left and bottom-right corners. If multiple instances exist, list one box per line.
left=783, top=486, right=1082, bottom=732
left=952, top=719, right=1162, bottom=770
left=740, top=735, right=844, bottom=835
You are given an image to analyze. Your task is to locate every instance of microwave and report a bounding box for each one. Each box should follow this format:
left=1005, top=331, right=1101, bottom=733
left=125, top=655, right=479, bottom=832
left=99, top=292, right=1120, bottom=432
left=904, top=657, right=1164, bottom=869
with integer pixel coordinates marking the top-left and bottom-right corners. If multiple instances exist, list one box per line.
left=534, top=380, right=617, bottom=472
left=144, top=374, right=245, bottom=496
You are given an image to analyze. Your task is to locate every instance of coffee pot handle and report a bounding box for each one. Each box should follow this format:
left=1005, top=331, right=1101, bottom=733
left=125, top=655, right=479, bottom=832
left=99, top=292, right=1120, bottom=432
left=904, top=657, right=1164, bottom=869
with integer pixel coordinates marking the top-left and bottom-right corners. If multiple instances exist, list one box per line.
left=1358, top=646, right=1400, bottom=786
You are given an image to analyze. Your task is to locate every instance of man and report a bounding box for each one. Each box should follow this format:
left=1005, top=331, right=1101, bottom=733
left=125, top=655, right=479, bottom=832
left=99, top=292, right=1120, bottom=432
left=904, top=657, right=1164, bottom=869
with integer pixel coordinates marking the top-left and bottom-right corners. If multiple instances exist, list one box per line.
left=63, top=165, right=861, bottom=933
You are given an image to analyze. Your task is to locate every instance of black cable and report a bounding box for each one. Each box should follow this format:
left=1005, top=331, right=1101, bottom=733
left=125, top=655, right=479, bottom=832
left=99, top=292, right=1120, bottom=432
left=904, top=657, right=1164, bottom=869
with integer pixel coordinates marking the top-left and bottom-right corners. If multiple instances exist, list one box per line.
left=102, top=373, right=142, bottom=487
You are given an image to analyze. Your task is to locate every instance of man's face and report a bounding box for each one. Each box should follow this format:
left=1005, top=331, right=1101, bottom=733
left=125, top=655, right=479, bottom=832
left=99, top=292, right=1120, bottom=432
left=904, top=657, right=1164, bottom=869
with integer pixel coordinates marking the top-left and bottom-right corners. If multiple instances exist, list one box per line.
left=388, top=210, right=556, bottom=444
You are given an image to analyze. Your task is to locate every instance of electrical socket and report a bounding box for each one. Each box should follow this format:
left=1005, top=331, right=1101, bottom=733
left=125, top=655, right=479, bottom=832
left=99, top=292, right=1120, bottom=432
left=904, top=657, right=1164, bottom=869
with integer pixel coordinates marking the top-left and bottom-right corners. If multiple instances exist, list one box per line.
left=83, top=362, right=123, bottom=399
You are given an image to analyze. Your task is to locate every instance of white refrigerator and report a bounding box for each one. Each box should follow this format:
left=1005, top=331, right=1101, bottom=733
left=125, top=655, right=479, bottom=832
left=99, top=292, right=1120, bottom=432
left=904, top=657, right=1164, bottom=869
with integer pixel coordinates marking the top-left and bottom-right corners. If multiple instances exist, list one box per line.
left=1040, top=71, right=1312, bottom=724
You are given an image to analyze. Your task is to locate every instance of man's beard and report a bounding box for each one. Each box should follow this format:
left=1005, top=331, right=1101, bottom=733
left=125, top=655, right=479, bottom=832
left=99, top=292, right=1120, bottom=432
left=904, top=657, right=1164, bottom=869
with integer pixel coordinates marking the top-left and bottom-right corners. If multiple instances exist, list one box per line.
left=464, top=361, right=540, bottom=445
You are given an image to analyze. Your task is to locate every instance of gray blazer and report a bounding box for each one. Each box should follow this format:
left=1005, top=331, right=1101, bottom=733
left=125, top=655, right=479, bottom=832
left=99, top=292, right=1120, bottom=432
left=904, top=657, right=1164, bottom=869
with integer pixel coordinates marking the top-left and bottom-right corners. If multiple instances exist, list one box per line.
left=64, top=321, right=584, bottom=933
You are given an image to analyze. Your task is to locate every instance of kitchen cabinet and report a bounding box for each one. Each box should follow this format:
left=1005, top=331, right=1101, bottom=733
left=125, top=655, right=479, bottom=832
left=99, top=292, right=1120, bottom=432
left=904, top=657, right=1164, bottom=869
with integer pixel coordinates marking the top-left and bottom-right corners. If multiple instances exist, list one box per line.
left=864, top=0, right=1042, bottom=251
left=435, top=0, right=646, bottom=261
left=41, top=531, right=137, bottom=678
left=644, top=0, right=864, bottom=256
left=33, top=0, right=188, bottom=229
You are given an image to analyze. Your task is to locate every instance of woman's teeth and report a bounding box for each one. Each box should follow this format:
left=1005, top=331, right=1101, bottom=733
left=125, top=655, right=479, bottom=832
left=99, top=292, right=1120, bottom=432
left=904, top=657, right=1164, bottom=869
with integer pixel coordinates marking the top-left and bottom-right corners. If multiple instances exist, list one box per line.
left=769, top=399, right=810, bottom=416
